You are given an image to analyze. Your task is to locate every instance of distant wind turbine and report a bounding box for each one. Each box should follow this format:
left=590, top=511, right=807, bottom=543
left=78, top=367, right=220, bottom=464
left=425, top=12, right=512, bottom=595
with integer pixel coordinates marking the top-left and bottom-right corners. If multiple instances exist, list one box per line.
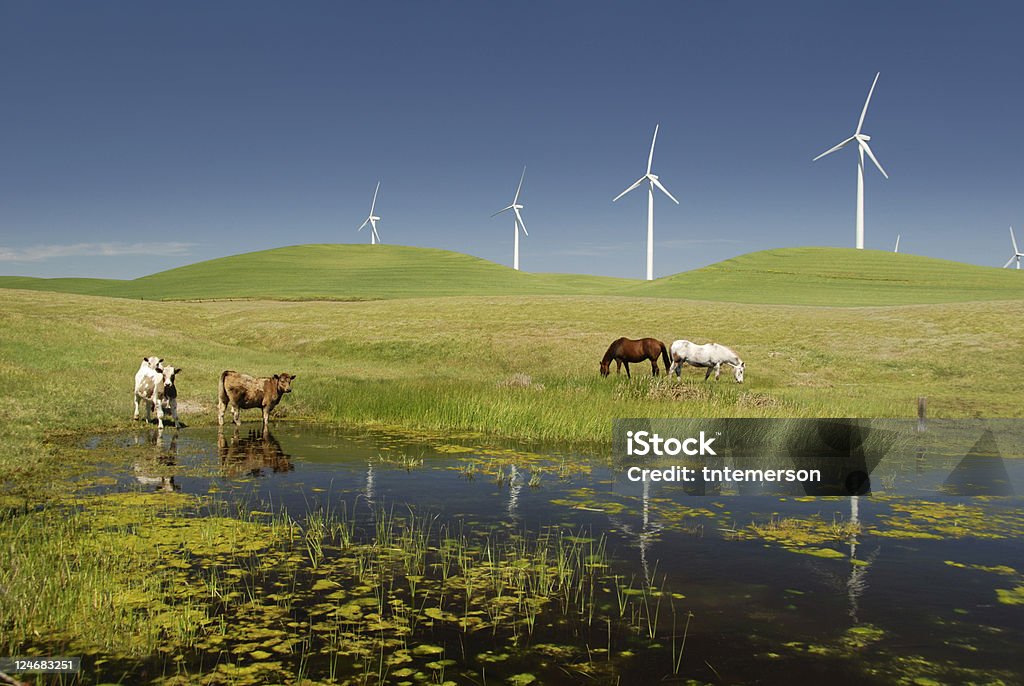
left=358, top=181, right=382, bottom=244
left=1004, top=227, right=1023, bottom=269
left=492, top=166, right=528, bottom=270
left=894, top=234, right=900, bottom=253
left=613, top=124, right=679, bottom=281
left=813, top=72, right=889, bottom=250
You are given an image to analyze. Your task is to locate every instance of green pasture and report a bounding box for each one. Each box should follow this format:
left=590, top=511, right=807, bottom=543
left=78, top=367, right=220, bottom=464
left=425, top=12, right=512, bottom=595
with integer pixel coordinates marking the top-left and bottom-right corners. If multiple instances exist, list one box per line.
left=2, top=287, right=1021, bottom=491
left=1, top=244, right=1021, bottom=305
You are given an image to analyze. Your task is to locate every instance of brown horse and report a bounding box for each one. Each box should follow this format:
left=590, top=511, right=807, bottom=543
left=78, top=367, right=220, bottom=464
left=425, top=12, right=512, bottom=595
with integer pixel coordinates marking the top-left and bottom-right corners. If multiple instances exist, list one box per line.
left=600, top=337, right=671, bottom=378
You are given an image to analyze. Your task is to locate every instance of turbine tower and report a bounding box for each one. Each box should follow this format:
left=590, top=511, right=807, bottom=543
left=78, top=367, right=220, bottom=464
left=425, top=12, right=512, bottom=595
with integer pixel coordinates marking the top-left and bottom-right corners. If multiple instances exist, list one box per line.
left=492, top=166, right=528, bottom=270
left=614, top=124, right=679, bottom=280
left=358, top=181, right=382, bottom=245
left=1004, top=227, right=1023, bottom=269
left=894, top=234, right=900, bottom=253
left=813, top=72, right=889, bottom=249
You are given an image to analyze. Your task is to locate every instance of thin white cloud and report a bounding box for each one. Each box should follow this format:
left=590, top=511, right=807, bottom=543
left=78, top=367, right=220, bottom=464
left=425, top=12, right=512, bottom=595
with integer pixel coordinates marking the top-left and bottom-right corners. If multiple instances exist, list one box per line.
left=0, top=242, right=196, bottom=262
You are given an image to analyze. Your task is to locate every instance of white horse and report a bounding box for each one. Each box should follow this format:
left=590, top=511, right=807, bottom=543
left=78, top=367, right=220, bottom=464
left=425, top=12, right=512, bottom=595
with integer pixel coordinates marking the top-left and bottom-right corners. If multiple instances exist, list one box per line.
left=668, top=339, right=745, bottom=383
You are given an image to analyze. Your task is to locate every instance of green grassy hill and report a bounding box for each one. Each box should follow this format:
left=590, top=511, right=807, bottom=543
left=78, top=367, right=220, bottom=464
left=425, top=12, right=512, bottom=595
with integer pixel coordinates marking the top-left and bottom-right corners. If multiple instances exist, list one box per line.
left=1, top=244, right=1021, bottom=305
left=636, top=247, right=1024, bottom=305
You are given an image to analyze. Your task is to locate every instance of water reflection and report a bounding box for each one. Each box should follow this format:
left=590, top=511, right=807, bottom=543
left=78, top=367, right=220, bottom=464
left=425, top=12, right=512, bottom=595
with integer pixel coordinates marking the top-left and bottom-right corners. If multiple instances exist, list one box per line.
left=132, top=428, right=179, bottom=492
left=217, top=428, right=294, bottom=477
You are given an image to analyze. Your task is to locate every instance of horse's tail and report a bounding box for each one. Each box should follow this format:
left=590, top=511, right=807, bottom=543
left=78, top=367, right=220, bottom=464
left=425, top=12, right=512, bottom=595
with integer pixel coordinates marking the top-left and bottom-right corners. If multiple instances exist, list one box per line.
left=660, top=341, right=671, bottom=373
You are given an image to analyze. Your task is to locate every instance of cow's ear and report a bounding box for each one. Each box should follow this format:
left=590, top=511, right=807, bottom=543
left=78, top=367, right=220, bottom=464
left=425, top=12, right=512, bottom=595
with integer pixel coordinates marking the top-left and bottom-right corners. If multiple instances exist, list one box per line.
left=175, top=368, right=183, bottom=375
left=291, top=374, right=297, bottom=379
left=273, top=374, right=280, bottom=380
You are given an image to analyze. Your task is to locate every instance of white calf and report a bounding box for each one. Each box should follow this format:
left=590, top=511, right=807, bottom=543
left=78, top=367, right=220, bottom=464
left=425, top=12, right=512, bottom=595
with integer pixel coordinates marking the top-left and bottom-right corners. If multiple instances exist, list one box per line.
left=133, top=358, right=182, bottom=428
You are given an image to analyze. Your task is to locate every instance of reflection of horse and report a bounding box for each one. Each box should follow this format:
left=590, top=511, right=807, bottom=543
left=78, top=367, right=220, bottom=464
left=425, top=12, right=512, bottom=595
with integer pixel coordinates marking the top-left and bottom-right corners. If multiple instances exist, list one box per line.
left=600, top=337, right=670, bottom=378
left=134, top=428, right=180, bottom=492
left=218, top=428, right=294, bottom=477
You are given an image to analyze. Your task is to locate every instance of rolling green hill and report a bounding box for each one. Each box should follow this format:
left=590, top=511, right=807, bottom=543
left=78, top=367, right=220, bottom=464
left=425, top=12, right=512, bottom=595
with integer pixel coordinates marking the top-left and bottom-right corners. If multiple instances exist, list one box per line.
left=1, top=244, right=1021, bottom=306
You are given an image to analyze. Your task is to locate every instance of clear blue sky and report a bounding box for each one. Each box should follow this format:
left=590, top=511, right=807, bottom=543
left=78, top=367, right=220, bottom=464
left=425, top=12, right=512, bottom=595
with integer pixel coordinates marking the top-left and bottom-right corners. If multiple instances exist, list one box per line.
left=2, top=2, right=1023, bottom=279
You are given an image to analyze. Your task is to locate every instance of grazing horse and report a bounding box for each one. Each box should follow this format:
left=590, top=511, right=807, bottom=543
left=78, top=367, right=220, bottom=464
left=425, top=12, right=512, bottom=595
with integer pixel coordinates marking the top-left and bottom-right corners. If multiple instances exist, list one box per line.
left=669, top=339, right=745, bottom=383
left=600, top=337, right=671, bottom=378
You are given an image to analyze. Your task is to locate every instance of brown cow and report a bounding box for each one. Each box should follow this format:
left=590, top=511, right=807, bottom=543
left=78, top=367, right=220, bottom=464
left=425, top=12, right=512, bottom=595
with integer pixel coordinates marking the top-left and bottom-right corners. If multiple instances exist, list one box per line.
left=218, top=370, right=296, bottom=428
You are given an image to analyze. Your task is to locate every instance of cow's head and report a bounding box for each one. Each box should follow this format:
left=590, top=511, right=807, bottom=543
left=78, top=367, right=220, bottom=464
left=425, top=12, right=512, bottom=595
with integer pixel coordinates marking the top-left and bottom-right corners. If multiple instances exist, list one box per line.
left=162, top=366, right=180, bottom=394
left=143, top=356, right=164, bottom=372
left=274, top=373, right=296, bottom=394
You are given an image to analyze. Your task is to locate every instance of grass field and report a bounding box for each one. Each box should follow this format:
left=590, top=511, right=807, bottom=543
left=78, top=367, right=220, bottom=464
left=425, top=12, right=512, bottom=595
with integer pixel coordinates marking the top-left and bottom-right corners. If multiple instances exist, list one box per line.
left=2, top=244, right=1022, bottom=305
left=3, top=287, right=1022, bottom=489
left=2, top=251, right=1023, bottom=681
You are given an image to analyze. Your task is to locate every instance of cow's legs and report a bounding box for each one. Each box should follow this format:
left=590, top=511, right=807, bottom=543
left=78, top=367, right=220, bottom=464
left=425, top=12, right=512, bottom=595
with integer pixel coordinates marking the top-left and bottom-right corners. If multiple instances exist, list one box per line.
left=133, top=394, right=141, bottom=421
left=217, top=397, right=226, bottom=426
left=169, top=400, right=179, bottom=428
left=152, top=391, right=164, bottom=429
left=232, top=405, right=241, bottom=427
left=262, top=406, right=270, bottom=428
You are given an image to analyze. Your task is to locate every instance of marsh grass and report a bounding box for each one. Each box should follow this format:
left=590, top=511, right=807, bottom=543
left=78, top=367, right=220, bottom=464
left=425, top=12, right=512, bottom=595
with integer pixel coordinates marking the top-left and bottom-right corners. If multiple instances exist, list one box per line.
left=1, top=491, right=685, bottom=684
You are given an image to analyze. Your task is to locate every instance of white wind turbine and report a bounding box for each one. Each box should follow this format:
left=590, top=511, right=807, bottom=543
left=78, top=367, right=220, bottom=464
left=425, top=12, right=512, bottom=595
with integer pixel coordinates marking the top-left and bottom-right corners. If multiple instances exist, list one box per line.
left=358, top=181, right=382, bottom=244
left=894, top=234, right=900, bottom=253
left=813, top=72, right=889, bottom=249
left=1004, top=227, right=1023, bottom=269
left=492, top=166, right=528, bottom=270
left=613, top=124, right=679, bottom=281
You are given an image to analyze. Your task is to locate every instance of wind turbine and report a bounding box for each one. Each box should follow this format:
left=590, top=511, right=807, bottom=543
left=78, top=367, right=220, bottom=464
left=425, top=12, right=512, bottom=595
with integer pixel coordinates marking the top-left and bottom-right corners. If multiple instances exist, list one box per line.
left=1004, top=227, right=1023, bottom=269
left=358, top=181, right=382, bottom=244
left=492, top=166, right=528, bottom=270
left=894, top=234, right=900, bottom=253
left=813, top=72, right=889, bottom=249
left=614, top=124, right=679, bottom=281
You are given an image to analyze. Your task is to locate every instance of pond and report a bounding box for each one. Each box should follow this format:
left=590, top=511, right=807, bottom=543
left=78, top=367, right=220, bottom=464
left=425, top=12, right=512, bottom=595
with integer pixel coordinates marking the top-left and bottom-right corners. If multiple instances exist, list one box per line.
left=71, top=423, right=1023, bottom=685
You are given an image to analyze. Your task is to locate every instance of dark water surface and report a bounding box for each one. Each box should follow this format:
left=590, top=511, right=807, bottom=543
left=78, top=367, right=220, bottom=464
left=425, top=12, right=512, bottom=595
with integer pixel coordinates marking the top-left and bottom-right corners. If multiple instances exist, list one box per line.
left=79, top=424, right=1024, bottom=685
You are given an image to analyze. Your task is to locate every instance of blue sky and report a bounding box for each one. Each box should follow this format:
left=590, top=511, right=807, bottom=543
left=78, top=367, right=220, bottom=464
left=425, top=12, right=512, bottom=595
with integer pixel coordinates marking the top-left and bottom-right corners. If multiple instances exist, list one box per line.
left=2, top=2, right=1023, bottom=279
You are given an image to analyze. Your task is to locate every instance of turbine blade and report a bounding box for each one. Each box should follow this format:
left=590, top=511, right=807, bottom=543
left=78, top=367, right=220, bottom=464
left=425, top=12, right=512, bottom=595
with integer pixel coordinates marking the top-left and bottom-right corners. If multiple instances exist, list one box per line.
left=1011, top=227, right=1019, bottom=255
left=856, top=72, right=880, bottom=135
left=859, top=139, right=888, bottom=178
left=372, top=226, right=381, bottom=243
left=613, top=176, right=647, bottom=202
left=1004, top=257, right=1016, bottom=268
left=651, top=176, right=680, bottom=204
left=513, top=166, right=526, bottom=204
left=358, top=218, right=369, bottom=231
left=647, top=124, right=659, bottom=175
left=812, top=135, right=857, bottom=161
left=491, top=205, right=514, bottom=218
left=369, top=181, right=380, bottom=214
left=514, top=208, right=528, bottom=236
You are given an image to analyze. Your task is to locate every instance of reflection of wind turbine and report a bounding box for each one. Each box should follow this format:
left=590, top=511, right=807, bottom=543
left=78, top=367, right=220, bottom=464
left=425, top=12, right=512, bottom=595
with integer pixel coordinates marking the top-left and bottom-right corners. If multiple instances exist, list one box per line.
left=894, top=234, right=900, bottom=253
left=1004, top=227, right=1023, bottom=269
left=358, top=181, right=382, bottom=244
left=613, top=124, right=679, bottom=281
left=813, top=72, right=889, bottom=250
left=492, top=167, right=528, bottom=270
left=507, top=464, right=522, bottom=518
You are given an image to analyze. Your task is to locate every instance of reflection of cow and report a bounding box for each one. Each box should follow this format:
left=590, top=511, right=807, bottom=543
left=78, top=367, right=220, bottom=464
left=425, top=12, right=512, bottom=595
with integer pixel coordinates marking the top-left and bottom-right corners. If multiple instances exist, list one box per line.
left=134, top=428, right=180, bottom=492
left=218, top=428, right=294, bottom=477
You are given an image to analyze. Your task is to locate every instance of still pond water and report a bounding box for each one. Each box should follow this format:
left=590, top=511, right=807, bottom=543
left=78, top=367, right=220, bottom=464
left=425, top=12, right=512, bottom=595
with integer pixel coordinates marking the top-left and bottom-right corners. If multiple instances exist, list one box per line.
left=79, top=424, right=1023, bottom=686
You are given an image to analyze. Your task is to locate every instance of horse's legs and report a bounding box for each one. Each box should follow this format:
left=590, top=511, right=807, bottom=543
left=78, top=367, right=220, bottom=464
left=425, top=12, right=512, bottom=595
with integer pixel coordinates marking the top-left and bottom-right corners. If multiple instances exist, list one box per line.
left=624, top=362, right=631, bottom=379
left=714, top=363, right=722, bottom=381
left=651, top=357, right=659, bottom=376
left=615, top=360, right=622, bottom=375
left=704, top=366, right=713, bottom=381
